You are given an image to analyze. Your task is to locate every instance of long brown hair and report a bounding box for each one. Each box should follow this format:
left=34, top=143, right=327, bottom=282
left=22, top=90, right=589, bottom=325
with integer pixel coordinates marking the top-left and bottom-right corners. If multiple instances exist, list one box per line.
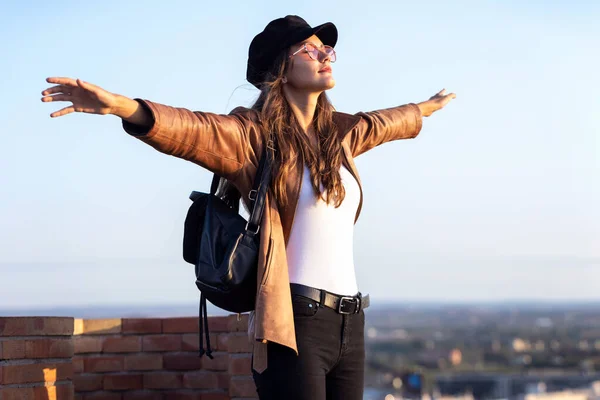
left=252, top=49, right=346, bottom=208
left=217, top=48, right=346, bottom=211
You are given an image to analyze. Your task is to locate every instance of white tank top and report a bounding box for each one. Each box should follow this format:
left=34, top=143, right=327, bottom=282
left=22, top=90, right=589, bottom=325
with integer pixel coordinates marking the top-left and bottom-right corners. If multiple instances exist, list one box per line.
left=286, top=163, right=361, bottom=296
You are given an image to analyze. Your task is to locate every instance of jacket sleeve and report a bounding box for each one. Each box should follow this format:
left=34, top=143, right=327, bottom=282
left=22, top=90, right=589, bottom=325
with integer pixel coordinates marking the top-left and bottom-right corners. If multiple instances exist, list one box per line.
left=347, top=103, right=423, bottom=158
left=121, top=98, right=256, bottom=182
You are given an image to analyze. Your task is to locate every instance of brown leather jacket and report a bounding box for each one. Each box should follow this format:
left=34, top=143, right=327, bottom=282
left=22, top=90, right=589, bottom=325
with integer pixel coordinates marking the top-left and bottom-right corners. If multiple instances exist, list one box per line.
left=121, top=99, right=423, bottom=372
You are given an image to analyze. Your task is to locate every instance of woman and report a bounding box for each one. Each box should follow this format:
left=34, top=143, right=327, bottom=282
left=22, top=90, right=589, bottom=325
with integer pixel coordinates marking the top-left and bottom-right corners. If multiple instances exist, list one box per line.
left=41, top=15, right=455, bottom=400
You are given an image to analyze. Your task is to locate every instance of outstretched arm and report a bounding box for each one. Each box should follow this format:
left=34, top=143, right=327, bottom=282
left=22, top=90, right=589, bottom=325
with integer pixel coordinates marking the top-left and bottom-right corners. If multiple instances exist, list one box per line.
left=347, top=89, right=456, bottom=157
left=118, top=97, right=254, bottom=182
left=42, top=77, right=257, bottom=182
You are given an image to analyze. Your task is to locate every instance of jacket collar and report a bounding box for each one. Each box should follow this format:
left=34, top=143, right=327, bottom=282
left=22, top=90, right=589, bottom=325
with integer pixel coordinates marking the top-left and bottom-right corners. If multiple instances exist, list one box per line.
left=332, top=111, right=361, bottom=140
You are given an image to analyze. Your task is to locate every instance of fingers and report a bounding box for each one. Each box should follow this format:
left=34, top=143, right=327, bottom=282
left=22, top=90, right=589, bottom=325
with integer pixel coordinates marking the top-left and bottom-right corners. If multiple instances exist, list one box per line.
left=76, top=78, right=99, bottom=94
left=429, top=88, right=448, bottom=101
left=49, top=105, right=75, bottom=118
left=42, top=78, right=99, bottom=100
left=434, top=89, right=457, bottom=103
left=41, top=84, right=70, bottom=96
left=76, top=78, right=93, bottom=89
left=41, top=94, right=73, bottom=103
left=439, top=92, right=457, bottom=107
left=46, top=77, right=78, bottom=85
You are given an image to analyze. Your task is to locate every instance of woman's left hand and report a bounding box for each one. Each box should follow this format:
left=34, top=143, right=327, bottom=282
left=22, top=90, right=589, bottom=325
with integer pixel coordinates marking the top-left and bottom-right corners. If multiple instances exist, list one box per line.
left=417, top=89, right=456, bottom=117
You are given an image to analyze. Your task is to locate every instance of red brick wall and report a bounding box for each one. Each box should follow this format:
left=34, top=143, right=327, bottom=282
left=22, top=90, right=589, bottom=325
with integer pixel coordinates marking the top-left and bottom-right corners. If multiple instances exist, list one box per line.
left=0, top=316, right=257, bottom=400
left=0, top=317, right=75, bottom=400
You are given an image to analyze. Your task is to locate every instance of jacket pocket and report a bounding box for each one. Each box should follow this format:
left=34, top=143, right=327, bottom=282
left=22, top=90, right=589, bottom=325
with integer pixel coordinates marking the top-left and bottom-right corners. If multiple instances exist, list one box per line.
left=259, top=237, right=275, bottom=287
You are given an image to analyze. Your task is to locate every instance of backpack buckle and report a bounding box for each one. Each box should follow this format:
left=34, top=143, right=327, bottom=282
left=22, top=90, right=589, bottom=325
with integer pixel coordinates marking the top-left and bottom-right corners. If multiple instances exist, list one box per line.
left=245, top=221, right=260, bottom=235
left=248, top=189, right=257, bottom=201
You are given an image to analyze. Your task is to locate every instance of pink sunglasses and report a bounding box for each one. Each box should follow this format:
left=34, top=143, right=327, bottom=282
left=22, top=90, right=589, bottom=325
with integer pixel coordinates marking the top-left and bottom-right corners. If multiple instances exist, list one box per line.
left=289, top=42, right=337, bottom=63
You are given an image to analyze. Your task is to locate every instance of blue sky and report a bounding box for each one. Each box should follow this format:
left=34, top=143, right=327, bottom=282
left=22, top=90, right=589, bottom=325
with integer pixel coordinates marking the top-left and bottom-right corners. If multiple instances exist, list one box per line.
left=0, top=0, right=598, bottom=310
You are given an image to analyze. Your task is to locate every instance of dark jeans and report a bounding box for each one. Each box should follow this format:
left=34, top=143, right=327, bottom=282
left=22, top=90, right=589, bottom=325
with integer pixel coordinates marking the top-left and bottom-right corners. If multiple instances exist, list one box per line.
left=252, top=292, right=366, bottom=400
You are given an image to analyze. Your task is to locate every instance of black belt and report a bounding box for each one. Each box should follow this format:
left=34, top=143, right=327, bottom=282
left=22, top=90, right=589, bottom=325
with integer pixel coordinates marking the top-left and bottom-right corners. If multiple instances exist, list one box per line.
left=290, top=283, right=370, bottom=314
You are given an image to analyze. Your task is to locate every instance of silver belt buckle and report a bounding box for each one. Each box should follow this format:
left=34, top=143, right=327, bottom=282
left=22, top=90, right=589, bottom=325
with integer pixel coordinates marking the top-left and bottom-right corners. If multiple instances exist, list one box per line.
left=338, top=296, right=357, bottom=314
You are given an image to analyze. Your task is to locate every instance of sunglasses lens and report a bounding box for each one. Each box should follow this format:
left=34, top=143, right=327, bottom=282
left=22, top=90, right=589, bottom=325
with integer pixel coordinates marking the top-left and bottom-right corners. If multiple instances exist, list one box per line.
left=304, top=43, right=319, bottom=61
left=326, top=47, right=336, bottom=63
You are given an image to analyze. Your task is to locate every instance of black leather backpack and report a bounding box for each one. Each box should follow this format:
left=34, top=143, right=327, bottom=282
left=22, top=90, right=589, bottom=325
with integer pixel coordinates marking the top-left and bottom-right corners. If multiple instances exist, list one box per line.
left=183, top=139, right=274, bottom=358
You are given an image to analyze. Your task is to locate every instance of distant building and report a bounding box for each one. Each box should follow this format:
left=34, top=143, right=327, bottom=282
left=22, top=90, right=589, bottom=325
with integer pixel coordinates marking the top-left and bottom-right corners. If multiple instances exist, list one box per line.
left=449, top=349, right=463, bottom=366
left=434, top=374, right=600, bottom=400
left=513, top=338, right=532, bottom=352
left=492, top=339, right=502, bottom=352
left=534, top=340, right=546, bottom=352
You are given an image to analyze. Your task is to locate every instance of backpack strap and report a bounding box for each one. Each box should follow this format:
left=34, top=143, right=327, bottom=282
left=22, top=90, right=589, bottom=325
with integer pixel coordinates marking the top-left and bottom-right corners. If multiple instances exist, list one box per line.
left=206, top=135, right=274, bottom=234
left=209, top=174, right=221, bottom=195
left=245, top=136, right=275, bottom=235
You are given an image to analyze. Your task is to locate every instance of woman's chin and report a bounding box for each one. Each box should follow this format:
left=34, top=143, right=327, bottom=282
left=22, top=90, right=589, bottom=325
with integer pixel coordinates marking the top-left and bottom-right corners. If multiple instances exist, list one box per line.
left=295, top=77, right=335, bottom=92
left=320, top=77, right=336, bottom=90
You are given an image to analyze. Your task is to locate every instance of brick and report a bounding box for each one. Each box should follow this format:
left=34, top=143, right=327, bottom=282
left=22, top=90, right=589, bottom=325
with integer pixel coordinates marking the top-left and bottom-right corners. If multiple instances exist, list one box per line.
left=124, top=354, right=163, bottom=371
left=181, top=334, right=199, bottom=351
left=182, top=371, right=218, bottom=389
left=162, top=318, right=198, bottom=333
left=228, top=353, right=252, bottom=375
left=122, top=319, right=162, bottom=334
left=73, top=374, right=103, bottom=391
left=163, top=353, right=202, bottom=371
left=142, top=335, right=181, bottom=352
left=182, top=333, right=220, bottom=352
left=104, top=373, right=143, bottom=390
left=0, top=317, right=73, bottom=336
left=198, top=393, right=231, bottom=400
left=43, top=318, right=75, bottom=336
left=73, top=356, right=85, bottom=373
left=143, top=372, right=182, bottom=389
left=163, top=392, right=203, bottom=400
left=0, top=388, right=33, bottom=400
left=229, top=376, right=258, bottom=398
left=218, top=333, right=252, bottom=353
left=1, top=340, right=25, bottom=359
left=82, top=392, right=122, bottom=400
left=26, top=338, right=74, bottom=359
left=73, top=319, right=84, bottom=335
left=201, top=352, right=228, bottom=371
left=1, top=362, right=73, bottom=384
left=74, top=336, right=104, bottom=354
left=0, top=383, right=74, bottom=400
left=76, top=319, right=122, bottom=335
left=227, top=314, right=249, bottom=332
left=85, top=356, right=124, bottom=373
left=103, top=336, right=141, bottom=353
left=207, top=317, right=230, bottom=333
left=216, top=372, right=230, bottom=389
left=228, top=398, right=258, bottom=400
left=122, top=391, right=163, bottom=400
left=47, top=384, right=75, bottom=400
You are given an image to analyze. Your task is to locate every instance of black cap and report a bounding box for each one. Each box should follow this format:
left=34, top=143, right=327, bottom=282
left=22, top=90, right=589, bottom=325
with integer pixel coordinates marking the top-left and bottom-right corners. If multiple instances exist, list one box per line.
left=246, top=15, right=338, bottom=88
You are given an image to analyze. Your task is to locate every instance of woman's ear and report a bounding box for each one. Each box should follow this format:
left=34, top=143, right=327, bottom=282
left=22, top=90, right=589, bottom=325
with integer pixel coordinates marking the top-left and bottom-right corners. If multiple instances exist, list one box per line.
left=282, top=76, right=288, bottom=84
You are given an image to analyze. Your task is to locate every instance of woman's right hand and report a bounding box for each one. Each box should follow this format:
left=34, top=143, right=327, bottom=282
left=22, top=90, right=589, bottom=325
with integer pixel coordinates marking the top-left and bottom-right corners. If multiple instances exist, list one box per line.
left=41, top=77, right=120, bottom=118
